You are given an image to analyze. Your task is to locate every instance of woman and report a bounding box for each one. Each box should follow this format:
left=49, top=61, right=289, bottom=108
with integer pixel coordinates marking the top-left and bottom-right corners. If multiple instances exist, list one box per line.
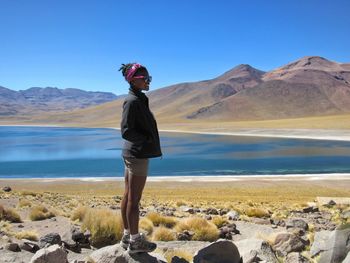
left=118, top=63, right=162, bottom=254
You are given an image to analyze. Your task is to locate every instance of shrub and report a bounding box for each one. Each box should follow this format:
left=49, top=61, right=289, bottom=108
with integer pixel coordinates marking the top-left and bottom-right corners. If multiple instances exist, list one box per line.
left=245, top=207, right=270, bottom=218
left=17, top=199, right=32, bottom=208
left=139, top=217, right=154, bottom=235
left=175, top=217, right=219, bottom=241
left=15, top=230, right=39, bottom=241
left=29, top=205, right=55, bottom=221
left=71, top=206, right=88, bottom=222
left=146, top=212, right=177, bottom=228
left=164, top=249, right=193, bottom=262
left=211, top=216, right=228, bottom=228
left=152, top=226, right=175, bottom=241
left=82, top=208, right=123, bottom=248
left=0, top=205, right=22, bottom=223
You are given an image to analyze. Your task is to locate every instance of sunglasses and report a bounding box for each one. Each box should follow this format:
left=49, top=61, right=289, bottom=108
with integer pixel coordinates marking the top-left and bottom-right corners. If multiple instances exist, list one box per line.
left=132, top=75, right=152, bottom=83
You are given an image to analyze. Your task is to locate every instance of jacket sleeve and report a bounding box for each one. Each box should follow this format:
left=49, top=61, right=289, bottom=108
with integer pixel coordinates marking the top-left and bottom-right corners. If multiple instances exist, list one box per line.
left=121, top=100, right=148, bottom=143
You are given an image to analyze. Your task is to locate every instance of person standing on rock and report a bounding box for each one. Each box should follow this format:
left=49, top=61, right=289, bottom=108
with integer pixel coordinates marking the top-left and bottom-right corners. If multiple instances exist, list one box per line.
left=118, top=63, right=162, bottom=254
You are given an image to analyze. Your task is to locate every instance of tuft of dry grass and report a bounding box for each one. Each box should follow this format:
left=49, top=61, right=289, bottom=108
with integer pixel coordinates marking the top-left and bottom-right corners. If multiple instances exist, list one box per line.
left=175, top=217, right=219, bottom=241
left=139, top=217, right=154, bottom=235
left=152, top=226, right=176, bottom=241
left=211, top=216, right=228, bottom=228
left=15, top=230, right=39, bottom=241
left=29, top=205, right=55, bottom=221
left=245, top=207, right=270, bottom=218
left=82, top=208, right=123, bottom=248
left=71, top=206, right=89, bottom=222
left=20, top=191, right=38, bottom=197
left=17, top=199, right=32, bottom=208
left=0, top=205, right=22, bottom=223
left=164, top=249, right=193, bottom=263
left=146, top=212, right=177, bottom=228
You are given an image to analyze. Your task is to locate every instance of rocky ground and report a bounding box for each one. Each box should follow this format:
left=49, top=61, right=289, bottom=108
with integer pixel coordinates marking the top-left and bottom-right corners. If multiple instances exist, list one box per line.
left=1, top=182, right=350, bottom=263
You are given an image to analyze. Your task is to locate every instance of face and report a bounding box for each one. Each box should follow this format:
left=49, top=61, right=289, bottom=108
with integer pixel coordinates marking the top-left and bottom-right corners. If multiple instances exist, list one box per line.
left=130, top=68, right=151, bottom=91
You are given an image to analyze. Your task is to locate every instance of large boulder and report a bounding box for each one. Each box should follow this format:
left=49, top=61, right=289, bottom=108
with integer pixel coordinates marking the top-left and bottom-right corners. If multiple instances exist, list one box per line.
left=311, top=225, right=350, bottom=263
left=235, top=238, right=279, bottom=263
left=30, top=244, right=68, bottom=263
left=285, top=252, right=310, bottom=263
left=39, top=233, right=62, bottom=248
left=88, top=244, right=166, bottom=263
left=272, top=232, right=306, bottom=256
left=193, top=239, right=241, bottom=263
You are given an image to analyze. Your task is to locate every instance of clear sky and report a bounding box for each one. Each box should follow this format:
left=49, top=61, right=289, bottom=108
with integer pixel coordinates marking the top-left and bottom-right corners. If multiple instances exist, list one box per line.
left=1, top=0, right=349, bottom=95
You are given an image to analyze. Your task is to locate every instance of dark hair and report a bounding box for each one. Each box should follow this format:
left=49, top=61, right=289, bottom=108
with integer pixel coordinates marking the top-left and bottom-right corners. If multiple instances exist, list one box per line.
left=119, top=63, right=147, bottom=79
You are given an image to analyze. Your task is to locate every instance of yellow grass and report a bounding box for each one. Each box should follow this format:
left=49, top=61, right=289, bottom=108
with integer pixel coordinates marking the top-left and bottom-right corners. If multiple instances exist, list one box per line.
left=175, top=217, right=219, bottom=241
left=82, top=208, right=123, bottom=248
left=211, top=216, right=228, bottom=228
left=71, top=206, right=89, bottom=222
left=164, top=249, right=193, bottom=263
left=29, top=205, right=55, bottom=221
left=15, top=230, right=39, bottom=241
left=245, top=207, right=271, bottom=218
left=146, top=212, right=177, bottom=228
left=0, top=205, right=22, bottom=223
left=17, top=199, right=32, bottom=208
left=139, top=217, right=154, bottom=235
left=152, top=226, right=176, bottom=241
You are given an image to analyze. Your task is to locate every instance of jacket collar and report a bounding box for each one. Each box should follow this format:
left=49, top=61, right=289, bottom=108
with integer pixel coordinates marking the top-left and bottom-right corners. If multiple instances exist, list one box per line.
left=129, top=87, right=144, bottom=97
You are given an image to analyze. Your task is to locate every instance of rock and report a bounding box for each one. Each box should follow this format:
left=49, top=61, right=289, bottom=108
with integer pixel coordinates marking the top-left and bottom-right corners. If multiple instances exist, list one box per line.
left=89, top=243, right=166, bottom=262
left=180, top=206, right=195, bottom=214
left=286, top=218, right=309, bottom=231
left=327, top=200, right=337, bottom=206
left=302, top=206, right=319, bottom=213
left=72, top=227, right=89, bottom=244
left=2, top=186, right=12, bottom=192
left=343, top=251, right=350, bottom=263
left=205, top=215, right=212, bottom=220
left=310, top=230, right=332, bottom=257
left=193, top=239, right=241, bottom=263
left=205, top=208, right=219, bottom=215
left=177, top=230, right=194, bottom=241
left=235, top=238, right=278, bottom=263
left=227, top=211, right=240, bottom=221
left=285, top=252, right=310, bottom=263
left=5, top=242, right=21, bottom=252
left=19, top=239, right=40, bottom=253
left=311, top=227, right=350, bottom=263
left=341, top=210, right=350, bottom=219
left=273, top=232, right=306, bottom=257
left=30, top=244, right=68, bottom=263
left=39, top=232, right=62, bottom=248
left=219, top=224, right=239, bottom=240
left=171, top=256, right=189, bottom=263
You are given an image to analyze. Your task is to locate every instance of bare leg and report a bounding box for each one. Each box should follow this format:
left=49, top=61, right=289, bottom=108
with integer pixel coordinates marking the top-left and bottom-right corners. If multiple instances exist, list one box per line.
left=121, top=167, right=129, bottom=231
left=127, top=175, right=147, bottom=235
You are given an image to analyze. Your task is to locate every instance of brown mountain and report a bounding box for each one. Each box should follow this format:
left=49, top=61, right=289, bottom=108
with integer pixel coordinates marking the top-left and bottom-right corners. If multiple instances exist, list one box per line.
left=4, top=56, right=350, bottom=126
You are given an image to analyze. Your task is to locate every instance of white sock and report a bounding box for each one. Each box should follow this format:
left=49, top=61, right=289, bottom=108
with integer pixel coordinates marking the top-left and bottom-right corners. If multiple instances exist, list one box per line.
left=130, top=233, right=140, bottom=242
left=123, top=229, right=130, bottom=236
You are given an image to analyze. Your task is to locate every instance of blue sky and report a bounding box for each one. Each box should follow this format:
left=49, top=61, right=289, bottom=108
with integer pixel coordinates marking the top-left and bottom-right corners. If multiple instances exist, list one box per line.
left=1, top=0, right=349, bottom=95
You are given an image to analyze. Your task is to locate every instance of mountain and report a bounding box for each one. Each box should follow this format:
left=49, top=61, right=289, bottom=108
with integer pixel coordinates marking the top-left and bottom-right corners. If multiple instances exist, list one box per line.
left=0, top=86, right=118, bottom=116
left=1, top=56, right=350, bottom=126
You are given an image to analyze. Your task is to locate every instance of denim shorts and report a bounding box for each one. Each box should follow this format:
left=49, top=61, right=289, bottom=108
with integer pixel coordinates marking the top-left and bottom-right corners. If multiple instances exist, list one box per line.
left=123, top=157, right=149, bottom=177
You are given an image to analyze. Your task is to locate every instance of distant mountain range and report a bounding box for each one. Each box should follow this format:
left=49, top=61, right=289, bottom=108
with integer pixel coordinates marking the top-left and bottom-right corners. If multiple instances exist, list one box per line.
left=1, top=56, right=350, bottom=126
left=0, top=87, right=118, bottom=116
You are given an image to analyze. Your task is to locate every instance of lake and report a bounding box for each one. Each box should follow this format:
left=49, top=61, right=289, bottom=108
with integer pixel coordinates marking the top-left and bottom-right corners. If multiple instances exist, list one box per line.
left=1, top=126, right=350, bottom=178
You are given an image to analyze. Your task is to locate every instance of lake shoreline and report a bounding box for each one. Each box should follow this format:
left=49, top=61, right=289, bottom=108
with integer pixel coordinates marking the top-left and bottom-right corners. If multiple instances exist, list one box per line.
left=1, top=124, right=350, bottom=141
left=1, top=173, right=350, bottom=183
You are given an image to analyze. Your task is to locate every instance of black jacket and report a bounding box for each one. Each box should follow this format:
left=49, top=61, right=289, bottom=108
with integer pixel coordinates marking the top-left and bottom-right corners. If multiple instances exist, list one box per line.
left=121, top=87, right=162, bottom=158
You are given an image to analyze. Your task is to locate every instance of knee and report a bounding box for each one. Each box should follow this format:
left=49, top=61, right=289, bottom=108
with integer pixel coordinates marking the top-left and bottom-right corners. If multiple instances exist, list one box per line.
left=127, top=196, right=141, bottom=210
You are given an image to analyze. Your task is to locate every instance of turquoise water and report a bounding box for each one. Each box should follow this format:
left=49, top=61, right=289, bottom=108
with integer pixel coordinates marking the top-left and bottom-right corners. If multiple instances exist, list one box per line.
left=1, top=126, right=350, bottom=178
